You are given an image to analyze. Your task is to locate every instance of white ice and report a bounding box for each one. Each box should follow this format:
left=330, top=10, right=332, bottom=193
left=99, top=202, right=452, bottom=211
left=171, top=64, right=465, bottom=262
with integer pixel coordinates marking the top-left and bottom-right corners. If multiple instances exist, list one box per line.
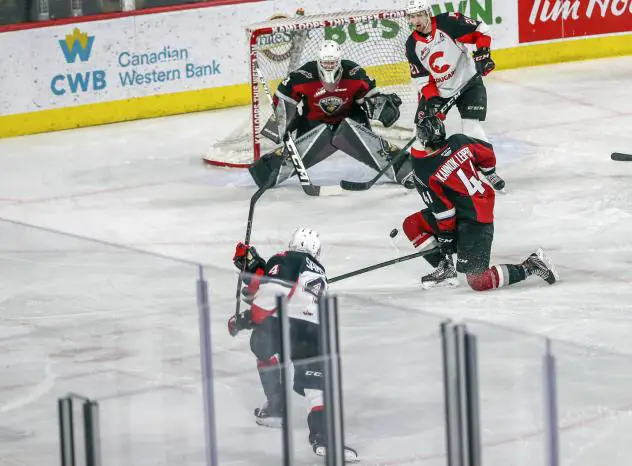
left=1, top=56, right=632, bottom=466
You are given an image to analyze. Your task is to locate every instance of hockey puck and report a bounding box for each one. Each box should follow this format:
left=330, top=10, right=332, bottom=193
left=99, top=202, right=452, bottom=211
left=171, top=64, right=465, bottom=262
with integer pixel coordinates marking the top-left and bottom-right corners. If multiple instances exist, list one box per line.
left=389, top=228, right=398, bottom=238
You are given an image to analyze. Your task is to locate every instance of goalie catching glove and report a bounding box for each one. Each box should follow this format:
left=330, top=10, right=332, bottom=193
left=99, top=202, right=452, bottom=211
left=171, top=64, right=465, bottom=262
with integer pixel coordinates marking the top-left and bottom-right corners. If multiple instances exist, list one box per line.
left=364, top=92, right=402, bottom=128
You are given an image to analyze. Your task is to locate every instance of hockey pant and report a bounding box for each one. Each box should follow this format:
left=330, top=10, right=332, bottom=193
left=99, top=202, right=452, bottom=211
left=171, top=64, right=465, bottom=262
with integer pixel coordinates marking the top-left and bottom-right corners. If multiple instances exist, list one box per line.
left=402, top=211, right=528, bottom=291
left=249, top=118, right=413, bottom=188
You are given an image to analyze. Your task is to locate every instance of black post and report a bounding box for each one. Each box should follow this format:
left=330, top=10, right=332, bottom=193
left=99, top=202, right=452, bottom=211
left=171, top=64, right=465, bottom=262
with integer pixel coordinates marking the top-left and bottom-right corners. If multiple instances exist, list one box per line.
left=58, top=397, right=75, bottom=466
left=319, top=295, right=345, bottom=465
left=440, top=320, right=461, bottom=466
left=83, top=400, right=101, bottom=466
left=464, top=332, right=482, bottom=466
left=277, top=295, right=294, bottom=466
left=543, top=339, right=560, bottom=466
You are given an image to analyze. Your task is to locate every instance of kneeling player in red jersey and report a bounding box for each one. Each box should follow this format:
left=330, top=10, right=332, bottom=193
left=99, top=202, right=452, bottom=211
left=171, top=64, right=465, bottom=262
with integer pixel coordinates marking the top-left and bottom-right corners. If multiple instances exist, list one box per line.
left=402, top=115, right=559, bottom=290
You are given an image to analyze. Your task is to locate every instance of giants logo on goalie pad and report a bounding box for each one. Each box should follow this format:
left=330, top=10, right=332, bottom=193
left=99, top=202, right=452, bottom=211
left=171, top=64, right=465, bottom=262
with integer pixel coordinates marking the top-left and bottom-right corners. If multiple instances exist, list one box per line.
left=318, top=96, right=344, bottom=115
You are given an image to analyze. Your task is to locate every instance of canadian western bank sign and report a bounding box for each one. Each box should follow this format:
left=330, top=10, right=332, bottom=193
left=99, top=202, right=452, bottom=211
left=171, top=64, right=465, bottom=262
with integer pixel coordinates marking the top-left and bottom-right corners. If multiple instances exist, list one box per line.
left=50, top=27, right=222, bottom=97
left=51, top=28, right=107, bottom=96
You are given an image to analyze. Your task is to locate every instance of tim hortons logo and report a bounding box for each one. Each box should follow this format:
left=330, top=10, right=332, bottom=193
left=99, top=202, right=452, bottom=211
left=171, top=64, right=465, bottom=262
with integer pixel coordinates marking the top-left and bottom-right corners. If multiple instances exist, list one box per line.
left=518, top=0, right=632, bottom=43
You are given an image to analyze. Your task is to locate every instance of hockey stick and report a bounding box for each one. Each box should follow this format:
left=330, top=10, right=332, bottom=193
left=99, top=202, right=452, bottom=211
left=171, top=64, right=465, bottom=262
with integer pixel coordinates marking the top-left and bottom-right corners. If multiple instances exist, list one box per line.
left=611, top=152, right=632, bottom=161
left=339, top=73, right=481, bottom=192
left=254, top=65, right=330, bottom=197
left=329, top=247, right=438, bottom=284
left=234, top=170, right=278, bottom=318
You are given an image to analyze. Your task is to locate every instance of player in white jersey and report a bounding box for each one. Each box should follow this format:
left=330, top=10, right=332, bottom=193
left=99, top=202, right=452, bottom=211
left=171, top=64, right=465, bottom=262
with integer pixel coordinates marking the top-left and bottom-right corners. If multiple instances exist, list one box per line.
left=404, top=0, right=505, bottom=191
left=228, top=227, right=359, bottom=462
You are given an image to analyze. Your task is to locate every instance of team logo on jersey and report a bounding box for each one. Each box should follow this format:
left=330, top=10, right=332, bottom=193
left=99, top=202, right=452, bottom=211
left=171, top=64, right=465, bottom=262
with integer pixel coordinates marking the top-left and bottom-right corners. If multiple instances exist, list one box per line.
left=318, top=96, right=344, bottom=115
left=420, top=47, right=430, bottom=61
left=349, top=65, right=361, bottom=76
left=296, top=69, right=313, bottom=79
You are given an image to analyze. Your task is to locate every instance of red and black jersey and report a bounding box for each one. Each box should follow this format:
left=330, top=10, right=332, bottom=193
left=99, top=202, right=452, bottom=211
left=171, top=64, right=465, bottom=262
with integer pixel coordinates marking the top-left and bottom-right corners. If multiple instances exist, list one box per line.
left=405, top=12, right=491, bottom=99
left=274, top=60, right=375, bottom=124
left=248, top=251, right=327, bottom=325
left=412, top=134, right=496, bottom=232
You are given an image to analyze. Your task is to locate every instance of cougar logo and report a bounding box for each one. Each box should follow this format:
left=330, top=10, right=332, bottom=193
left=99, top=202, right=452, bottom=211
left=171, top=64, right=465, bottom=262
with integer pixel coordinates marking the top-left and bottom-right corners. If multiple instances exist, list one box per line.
left=429, top=51, right=450, bottom=74
left=318, top=96, right=344, bottom=115
left=420, top=47, right=430, bottom=61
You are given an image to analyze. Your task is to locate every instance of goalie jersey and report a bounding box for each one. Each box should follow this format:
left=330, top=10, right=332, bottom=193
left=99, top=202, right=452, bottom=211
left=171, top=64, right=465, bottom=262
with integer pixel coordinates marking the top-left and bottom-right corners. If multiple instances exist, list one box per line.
left=412, top=134, right=496, bottom=232
left=274, top=60, right=376, bottom=124
left=248, top=251, right=327, bottom=325
left=405, top=12, right=491, bottom=100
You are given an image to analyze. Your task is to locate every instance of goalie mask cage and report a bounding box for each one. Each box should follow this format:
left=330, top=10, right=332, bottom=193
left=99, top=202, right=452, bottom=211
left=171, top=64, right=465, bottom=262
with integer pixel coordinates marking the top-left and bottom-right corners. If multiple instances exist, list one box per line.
left=204, top=9, right=418, bottom=169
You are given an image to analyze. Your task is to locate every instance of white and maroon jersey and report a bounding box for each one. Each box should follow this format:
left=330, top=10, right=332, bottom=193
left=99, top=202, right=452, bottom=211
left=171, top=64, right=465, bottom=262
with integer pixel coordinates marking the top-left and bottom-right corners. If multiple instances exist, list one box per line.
left=249, top=250, right=327, bottom=325
left=405, top=12, right=491, bottom=100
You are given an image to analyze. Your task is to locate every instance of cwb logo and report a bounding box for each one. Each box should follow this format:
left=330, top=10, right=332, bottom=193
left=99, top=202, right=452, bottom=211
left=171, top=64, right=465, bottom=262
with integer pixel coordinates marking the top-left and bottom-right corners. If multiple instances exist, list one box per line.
left=51, top=28, right=107, bottom=96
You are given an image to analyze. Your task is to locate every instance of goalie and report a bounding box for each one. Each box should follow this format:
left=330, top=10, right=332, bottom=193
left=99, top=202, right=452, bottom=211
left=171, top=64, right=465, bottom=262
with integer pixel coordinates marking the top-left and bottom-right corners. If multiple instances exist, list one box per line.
left=249, top=40, right=414, bottom=189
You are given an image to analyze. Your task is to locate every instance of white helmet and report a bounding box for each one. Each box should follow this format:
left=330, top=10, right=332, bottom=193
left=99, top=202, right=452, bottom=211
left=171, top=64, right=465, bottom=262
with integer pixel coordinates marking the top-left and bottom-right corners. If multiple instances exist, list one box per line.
left=406, top=0, right=432, bottom=15
left=317, top=40, right=342, bottom=92
left=288, top=227, right=322, bottom=259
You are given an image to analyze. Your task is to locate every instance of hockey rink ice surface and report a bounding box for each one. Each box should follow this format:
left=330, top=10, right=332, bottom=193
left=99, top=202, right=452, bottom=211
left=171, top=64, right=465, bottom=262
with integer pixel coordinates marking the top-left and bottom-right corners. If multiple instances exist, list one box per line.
left=1, top=56, right=632, bottom=466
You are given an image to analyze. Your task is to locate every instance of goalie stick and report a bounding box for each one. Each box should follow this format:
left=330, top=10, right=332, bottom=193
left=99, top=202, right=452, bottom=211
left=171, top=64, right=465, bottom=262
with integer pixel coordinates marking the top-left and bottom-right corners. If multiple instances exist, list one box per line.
left=234, top=170, right=278, bottom=318
left=611, top=152, right=632, bottom=161
left=329, top=247, right=439, bottom=283
left=339, top=73, right=481, bottom=192
left=254, top=65, right=339, bottom=197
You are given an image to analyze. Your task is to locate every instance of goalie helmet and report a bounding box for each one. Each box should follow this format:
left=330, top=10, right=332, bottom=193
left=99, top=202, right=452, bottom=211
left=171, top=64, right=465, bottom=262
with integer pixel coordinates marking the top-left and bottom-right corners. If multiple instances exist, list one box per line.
left=288, top=227, right=322, bottom=260
left=317, top=40, right=342, bottom=92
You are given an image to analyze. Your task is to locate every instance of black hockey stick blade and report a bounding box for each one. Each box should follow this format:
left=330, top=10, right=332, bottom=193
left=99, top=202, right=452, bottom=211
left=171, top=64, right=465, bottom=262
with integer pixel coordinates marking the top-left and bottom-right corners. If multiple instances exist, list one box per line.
left=339, top=137, right=415, bottom=191
left=329, top=247, right=438, bottom=283
left=611, top=152, right=632, bottom=161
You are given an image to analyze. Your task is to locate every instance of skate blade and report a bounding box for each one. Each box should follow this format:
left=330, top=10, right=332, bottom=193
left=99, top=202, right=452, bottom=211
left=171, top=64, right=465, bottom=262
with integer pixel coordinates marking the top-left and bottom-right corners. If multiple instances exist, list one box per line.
left=421, top=277, right=459, bottom=290
left=536, top=248, right=560, bottom=283
left=255, top=417, right=283, bottom=428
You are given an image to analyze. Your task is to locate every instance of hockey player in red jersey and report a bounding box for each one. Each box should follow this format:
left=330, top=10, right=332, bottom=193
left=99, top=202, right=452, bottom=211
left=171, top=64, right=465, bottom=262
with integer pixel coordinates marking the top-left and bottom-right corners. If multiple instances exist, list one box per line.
left=402, top=115, right=559, bottom=290
left=227, top=228, right=359, bottom=463
left=249, top=40, right=413, bottom=190
left=404, top=0, right=506, bottom=191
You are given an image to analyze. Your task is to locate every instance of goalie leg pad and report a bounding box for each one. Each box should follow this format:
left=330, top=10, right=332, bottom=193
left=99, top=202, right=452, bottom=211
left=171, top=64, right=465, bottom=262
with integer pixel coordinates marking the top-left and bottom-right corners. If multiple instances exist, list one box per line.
left=331, top=118, right=399, bottom=181
left=248, top=123, right=336, bottom=187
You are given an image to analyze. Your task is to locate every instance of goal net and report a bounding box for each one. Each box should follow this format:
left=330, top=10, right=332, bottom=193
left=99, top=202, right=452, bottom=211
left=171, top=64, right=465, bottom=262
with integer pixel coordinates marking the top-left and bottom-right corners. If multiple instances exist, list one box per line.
left=204, top=9, right=418, bottom=168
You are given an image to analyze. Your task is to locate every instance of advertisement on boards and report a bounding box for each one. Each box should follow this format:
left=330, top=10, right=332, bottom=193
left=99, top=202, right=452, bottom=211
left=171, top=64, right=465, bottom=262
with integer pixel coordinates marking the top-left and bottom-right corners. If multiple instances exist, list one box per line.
left=518, top=0, right=632, bottom=43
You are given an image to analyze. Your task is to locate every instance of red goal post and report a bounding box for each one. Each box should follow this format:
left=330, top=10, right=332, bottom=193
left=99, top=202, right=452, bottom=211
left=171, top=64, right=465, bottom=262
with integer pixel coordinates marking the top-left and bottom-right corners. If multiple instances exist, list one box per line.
left=204, top=9, right=416, bottom=169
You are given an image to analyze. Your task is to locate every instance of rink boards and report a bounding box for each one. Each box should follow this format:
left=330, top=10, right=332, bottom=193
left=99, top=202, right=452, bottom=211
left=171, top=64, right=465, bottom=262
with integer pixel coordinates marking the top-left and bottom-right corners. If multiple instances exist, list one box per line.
left=0, top=0, right=631, bottom=138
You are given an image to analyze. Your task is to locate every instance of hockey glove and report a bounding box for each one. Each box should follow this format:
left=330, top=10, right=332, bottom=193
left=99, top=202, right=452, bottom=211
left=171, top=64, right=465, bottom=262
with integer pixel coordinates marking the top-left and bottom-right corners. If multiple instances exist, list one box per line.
left=416, top=96, right=446, bottom=124
left=233, top=242, right=266, bottom=274
left=473, top=47, right=495, bottom=76
left=228, top=309, right=253, bottom=337
left=436, top=231, right=457, bottom=256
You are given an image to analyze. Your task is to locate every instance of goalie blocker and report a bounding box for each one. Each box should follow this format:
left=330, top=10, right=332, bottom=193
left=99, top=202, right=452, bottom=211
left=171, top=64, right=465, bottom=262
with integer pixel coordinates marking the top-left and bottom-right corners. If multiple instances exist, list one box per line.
left=249, top=42, right=413, bottom=189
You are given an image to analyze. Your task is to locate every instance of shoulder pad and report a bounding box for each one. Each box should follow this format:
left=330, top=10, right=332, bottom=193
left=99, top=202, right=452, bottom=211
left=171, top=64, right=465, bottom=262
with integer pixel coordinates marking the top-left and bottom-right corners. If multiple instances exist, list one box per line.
left=291, top=62, right=318, bottom=82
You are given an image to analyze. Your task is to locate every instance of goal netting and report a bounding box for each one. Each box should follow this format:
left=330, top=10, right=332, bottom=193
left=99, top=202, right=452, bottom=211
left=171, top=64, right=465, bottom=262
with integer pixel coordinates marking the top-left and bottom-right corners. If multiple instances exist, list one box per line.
left=204, top=9, right=418, bottom=168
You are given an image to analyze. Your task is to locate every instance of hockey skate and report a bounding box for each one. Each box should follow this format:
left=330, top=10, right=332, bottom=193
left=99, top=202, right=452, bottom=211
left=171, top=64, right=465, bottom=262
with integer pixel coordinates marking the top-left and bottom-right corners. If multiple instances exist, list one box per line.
left=309, top=433, right=360, bottom=463
left=522, top=248, right=559, bottom=285
left=421, top=256, right=459, bottom=290
left=253, top=394, right=283, bottom=428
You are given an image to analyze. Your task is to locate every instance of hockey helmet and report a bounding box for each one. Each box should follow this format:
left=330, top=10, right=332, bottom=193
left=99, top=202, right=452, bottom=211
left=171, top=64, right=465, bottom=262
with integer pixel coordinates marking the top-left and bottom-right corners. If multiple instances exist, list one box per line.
left=406, top=0, right=433, bottom=30
left=416, top=116, right=446, bottom=149
left=317, top=40, right=342, bottom=92
left=288, top=227, right=322, bottom=259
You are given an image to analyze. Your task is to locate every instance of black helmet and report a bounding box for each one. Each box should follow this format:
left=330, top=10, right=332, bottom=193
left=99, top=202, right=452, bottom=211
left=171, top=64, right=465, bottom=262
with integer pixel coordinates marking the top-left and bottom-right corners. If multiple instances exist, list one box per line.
left=416, top=116, right=446, bottom=149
